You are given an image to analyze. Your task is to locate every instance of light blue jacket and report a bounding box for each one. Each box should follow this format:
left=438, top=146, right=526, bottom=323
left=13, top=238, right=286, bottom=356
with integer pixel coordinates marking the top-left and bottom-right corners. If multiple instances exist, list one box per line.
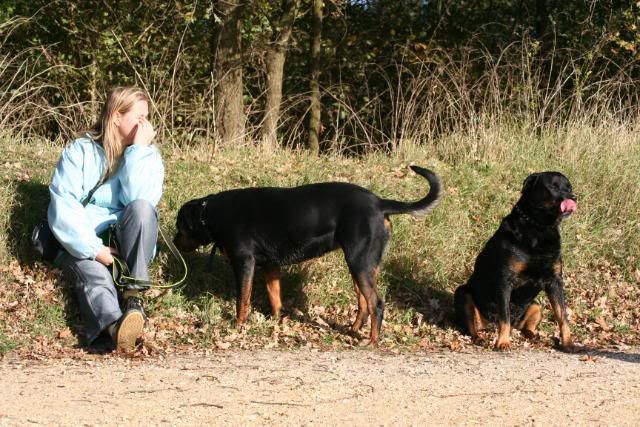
left=48, top=135, right=164, bottom=260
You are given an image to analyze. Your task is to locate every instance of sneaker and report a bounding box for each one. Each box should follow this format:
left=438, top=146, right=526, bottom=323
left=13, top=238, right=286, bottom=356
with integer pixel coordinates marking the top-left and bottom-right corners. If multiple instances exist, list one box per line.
left=114, top=296, right=146, bottom=352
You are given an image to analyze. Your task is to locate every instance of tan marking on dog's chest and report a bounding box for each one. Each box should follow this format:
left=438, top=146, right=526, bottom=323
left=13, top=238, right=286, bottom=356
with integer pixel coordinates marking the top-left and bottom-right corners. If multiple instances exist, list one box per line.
left=509, top=258, right=528, bottom=274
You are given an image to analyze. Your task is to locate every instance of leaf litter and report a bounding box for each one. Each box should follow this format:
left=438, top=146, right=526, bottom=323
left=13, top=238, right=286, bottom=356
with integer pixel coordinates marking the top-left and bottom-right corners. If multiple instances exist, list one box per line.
left=1, top=258, right=638, bottom=361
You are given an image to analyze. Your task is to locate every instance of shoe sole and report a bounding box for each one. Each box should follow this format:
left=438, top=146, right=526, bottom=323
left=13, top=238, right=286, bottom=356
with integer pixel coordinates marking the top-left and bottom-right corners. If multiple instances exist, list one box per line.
left=116, top=311, right=145, bottom=352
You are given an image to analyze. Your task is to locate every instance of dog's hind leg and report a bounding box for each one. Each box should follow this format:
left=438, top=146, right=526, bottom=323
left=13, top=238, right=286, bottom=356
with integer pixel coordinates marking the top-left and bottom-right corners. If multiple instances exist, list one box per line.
left=342, top=216, right=388, bottom=344
left=515, top=303, right=541, bottom=340
left=454, top=284, right=485, bottom=341
left=231, top=255, right=256, bottom=326
left=352, top=270, right=384, bottom=345
left=264, top=266, right=282, bottom=319
left=350, top=277, right=369, bottom=332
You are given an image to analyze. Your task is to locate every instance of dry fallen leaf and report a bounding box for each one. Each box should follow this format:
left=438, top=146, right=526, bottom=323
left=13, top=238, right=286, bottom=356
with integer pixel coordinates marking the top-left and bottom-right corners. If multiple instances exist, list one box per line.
left=579, top=355, right=599, bottom=363
left=595, top=317, right=610, bottom=331
left=58, top=328, right=72, bottom=339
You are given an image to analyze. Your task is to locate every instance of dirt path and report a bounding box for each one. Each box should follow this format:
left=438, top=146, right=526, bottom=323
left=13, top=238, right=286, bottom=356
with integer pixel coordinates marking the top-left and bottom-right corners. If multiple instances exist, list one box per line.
left=1, top=347, right=639, bottom=426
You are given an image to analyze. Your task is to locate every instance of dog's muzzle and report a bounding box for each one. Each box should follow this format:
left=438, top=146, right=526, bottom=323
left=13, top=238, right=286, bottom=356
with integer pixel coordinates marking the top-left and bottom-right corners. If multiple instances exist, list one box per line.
left=173, top=232, right=201, bottom=252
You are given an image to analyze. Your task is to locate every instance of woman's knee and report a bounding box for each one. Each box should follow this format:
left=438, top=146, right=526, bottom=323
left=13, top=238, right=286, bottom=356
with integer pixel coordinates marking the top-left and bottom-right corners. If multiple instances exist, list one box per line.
left=122, top=199, right=158, bottom=225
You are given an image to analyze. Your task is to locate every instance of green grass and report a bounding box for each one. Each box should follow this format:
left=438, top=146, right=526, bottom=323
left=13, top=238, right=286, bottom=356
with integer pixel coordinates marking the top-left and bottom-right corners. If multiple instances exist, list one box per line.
left=0, top=330, right=17, bottom=355
left=0, top=124, right=639, bottom=353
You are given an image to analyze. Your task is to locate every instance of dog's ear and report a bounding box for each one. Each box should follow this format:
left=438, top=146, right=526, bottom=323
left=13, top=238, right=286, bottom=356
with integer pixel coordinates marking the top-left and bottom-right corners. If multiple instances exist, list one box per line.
left=177, top=198, right=205, bottom=235
left=522, top=173, right=541, bottom=194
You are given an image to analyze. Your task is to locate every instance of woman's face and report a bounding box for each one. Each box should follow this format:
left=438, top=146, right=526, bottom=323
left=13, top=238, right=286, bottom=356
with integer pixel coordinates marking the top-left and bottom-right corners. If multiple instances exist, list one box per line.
left=114, top=99, right=149, bottom=146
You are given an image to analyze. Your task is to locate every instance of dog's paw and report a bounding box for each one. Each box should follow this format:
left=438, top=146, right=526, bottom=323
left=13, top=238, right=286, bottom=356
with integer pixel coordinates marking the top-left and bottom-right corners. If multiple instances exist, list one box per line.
left=494, top=339, right=512, bottom=351
left=521, top=329, right=540, bottom=341
left=551, top=336, right=581, bottom=353
left=349, top=329, right=365, bottom=341
left=358, top=338, right=379, bottom=347
left=471, top=331, right=489, bottom=345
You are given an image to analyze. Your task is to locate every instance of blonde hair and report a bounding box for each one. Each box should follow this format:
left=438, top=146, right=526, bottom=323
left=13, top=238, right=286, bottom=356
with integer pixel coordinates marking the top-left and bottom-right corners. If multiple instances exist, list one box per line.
left=87, top=87, right=150, bottom=178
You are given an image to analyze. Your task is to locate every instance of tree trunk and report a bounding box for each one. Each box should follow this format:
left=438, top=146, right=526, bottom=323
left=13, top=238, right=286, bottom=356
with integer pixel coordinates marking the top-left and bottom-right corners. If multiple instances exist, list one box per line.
left=308, top=0, right=323, bottom=154
left=261, top=0, right=299, bottom=150
left=89, top=58, right=98, bottom=125
left=211, top=0, right=246, bottom=146
left=535, top=0, right=548, bottom=40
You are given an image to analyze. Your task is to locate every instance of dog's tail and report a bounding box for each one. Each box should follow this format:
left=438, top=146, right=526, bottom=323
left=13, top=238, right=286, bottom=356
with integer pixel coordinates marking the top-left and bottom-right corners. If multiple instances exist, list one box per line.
left=379, top=166, right=442, bottom=217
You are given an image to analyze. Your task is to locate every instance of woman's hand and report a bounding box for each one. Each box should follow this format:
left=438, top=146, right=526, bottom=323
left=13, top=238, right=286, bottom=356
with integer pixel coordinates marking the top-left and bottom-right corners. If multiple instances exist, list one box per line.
left=95, top=246, right=118, bottom=266
left=133, top=117, right=156, bottom=146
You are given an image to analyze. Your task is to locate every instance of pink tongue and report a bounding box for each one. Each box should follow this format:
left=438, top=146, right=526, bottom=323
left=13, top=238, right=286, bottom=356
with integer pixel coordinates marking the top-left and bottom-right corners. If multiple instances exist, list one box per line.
left=561, top=199, right=577, bottom=213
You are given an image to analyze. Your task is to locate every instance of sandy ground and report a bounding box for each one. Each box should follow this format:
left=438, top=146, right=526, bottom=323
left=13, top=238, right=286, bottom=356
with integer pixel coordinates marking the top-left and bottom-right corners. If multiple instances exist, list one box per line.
left=1, top=347, right=639, bottom=426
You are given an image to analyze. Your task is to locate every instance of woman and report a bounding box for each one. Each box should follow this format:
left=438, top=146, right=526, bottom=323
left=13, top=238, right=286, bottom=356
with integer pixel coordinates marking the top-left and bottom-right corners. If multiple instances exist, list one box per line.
left=48, top=86, right=164, bottom=352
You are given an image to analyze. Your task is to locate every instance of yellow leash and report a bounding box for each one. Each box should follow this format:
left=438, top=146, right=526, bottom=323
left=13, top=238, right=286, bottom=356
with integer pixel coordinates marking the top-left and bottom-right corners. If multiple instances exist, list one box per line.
left=109, top=227, right=188, bottom=291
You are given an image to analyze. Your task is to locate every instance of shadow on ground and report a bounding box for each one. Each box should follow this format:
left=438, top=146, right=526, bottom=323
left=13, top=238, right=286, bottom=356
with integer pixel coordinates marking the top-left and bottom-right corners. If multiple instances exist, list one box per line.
left=162, top=247, right=310, bottom=322
left=8, top=180, right=50, bottom=264
left=586, top=348, right=640, bottom=364
left=383, top=256, right=459, bottom=329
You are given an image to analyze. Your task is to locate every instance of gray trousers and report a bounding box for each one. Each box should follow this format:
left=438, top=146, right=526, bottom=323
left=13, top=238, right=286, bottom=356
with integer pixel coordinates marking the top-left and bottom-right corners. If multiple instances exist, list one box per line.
left=57, top=200, right=158, bottom=343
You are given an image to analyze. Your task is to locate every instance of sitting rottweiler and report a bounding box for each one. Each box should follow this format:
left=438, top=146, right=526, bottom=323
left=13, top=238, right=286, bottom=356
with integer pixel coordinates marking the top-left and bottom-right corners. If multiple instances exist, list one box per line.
left=454, top=172, right=577, bottom=351
left=174, top=166, right=441, bottom=344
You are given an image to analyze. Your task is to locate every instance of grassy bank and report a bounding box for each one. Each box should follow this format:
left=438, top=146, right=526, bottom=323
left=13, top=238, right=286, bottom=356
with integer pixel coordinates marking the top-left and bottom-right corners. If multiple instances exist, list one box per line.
left=0, top=126, right=638, bottom=356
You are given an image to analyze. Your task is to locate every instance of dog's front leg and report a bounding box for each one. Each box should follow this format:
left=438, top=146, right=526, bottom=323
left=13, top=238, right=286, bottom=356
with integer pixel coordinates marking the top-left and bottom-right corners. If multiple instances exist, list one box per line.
left=231, top=255, right=256, bottom=326
left=495, top=286, right=512, bottom=350
left=264, top=266, right=282, bottom=319
left=545, top=275, right=573, bottom=351
left=453, top=284, right=486, bottom=342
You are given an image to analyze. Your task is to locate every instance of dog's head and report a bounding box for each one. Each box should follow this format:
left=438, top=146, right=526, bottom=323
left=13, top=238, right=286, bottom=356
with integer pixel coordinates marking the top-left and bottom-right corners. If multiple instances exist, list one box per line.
left=520, top=172, right=577, bottom=223
left=173, top=197, right=213, bottom=252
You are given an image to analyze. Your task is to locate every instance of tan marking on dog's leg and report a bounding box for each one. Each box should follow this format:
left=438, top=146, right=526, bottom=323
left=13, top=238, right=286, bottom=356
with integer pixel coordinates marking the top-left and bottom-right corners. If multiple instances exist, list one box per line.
left=351, top=279, right=369, bottom=332
left=237, top=280, right=252, bottom=325
left=265, top=267, right=282, bottom=319
left=463, top=299, right=479, bottom=341
left=237, top=281, right=254, bottom=325
left=234, top=258, right=255, bottom=327
left=368, top=294, right=383, bottom=346
left=473, top=305, right=489, bottom=332
left=354, top=272, right=383, bottom=346
left=550, top=299, right=573, bottom=350
left=495, top=321, right=512, bottom=350
left=516, top=303, right=542, bottom=339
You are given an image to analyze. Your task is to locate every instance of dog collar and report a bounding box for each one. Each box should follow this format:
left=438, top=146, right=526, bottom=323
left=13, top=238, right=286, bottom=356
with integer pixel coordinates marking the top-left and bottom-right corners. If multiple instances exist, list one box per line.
left=513, top=204, right=557, bottom=229
left=199, top=200, right=214, bottom=241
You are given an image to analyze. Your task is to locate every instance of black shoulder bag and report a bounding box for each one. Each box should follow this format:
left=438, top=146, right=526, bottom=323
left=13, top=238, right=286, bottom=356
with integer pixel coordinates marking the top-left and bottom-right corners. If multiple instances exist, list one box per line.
left=31, top=178, right=105, bottom=263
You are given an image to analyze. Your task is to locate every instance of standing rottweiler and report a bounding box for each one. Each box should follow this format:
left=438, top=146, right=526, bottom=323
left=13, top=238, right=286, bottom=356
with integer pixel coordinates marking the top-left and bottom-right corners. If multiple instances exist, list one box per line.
left=454, top=172, right=577, bottom=351
left=174, top=166, right=441, bottom=344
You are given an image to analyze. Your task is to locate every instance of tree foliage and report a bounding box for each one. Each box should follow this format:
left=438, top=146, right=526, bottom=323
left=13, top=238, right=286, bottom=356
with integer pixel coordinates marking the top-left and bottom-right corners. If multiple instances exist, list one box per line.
left=1, top=0, right=638, bottom=148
